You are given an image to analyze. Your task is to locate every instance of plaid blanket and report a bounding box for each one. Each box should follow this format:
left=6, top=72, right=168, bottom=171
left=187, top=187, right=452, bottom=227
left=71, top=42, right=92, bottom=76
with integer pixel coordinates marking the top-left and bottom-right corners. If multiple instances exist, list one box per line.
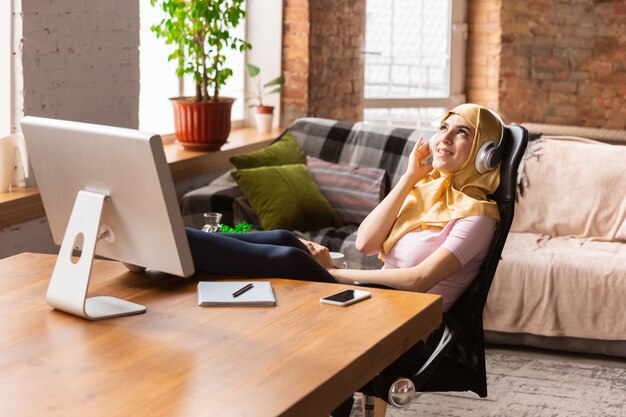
left=180, top=117, right=434, bottom=270
left=288, top=117, right=433, bottom=189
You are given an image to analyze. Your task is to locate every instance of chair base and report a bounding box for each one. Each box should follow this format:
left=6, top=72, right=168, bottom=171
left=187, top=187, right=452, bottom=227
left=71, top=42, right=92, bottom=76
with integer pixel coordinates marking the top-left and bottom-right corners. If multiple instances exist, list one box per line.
left=362, top=395, right=387, bottom=417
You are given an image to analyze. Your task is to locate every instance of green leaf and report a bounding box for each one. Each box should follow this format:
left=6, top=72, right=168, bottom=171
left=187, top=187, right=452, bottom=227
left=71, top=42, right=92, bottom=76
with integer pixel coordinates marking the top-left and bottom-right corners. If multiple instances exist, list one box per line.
left=263, top=75, right=284, bottom=88
left=246, top=63, right=260, bottom=77
left=149, top=0, right=248, bottom=101
left=218, top=221, right=253, bottom=233
left=263, top=86, right=282, bottom=96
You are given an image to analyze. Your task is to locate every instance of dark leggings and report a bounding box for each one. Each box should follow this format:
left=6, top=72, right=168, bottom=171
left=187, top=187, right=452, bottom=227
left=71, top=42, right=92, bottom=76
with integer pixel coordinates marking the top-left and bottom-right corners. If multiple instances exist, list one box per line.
left=185, top=227, right=337, bottom=283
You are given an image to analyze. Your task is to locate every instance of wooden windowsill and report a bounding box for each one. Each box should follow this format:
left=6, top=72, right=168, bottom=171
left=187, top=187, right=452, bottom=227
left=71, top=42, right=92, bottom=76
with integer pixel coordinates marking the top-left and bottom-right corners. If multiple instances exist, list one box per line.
left=0, top=127, right=279, bottom=229
left=163, top=127, right=278, bottom=181
left=0, top=187, right=45, bottom=230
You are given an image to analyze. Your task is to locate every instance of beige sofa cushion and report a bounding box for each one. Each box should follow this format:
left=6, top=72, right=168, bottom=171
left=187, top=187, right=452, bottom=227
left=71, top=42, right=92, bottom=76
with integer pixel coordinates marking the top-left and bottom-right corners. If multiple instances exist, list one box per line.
left=485, top=232, right=626, bottom=341
left=511, top=137, right=626, bottom=240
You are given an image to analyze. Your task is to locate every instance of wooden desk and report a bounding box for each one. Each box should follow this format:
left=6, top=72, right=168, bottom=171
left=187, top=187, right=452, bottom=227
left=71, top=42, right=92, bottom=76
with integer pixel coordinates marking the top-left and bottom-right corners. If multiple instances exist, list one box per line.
left=0, top=253, right=442, bottom=417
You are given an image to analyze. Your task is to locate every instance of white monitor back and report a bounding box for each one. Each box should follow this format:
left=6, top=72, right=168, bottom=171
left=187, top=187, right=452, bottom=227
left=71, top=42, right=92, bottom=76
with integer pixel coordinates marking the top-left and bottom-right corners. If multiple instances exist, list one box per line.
left=20, top=116, right=194, bottom=278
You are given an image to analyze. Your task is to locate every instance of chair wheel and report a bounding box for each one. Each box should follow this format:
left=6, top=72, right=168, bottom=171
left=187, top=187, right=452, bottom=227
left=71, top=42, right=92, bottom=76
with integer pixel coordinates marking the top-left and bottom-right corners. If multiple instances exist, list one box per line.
left=388, top=378, right=415, bottom=407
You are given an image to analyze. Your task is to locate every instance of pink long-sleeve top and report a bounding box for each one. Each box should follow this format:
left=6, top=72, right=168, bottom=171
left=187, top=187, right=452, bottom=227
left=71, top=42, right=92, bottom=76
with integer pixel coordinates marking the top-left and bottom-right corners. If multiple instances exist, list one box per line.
left=382, top=216, right=496, bottom=312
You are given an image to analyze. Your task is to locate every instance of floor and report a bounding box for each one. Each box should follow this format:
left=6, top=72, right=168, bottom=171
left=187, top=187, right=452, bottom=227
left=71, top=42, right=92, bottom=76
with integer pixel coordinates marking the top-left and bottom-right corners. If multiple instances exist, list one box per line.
left=350, top=344, right=626, bottom=417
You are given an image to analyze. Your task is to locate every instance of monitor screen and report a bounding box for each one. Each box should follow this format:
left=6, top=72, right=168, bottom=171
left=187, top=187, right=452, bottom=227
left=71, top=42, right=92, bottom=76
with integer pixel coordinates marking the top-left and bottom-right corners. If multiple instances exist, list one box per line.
left=20, top=117, right=194, bottom=278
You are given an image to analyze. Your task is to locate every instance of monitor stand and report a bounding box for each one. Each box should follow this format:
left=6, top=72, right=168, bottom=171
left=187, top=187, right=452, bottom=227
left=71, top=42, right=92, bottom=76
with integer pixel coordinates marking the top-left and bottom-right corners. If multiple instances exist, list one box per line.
left=46, top=190, right=146, bottom=320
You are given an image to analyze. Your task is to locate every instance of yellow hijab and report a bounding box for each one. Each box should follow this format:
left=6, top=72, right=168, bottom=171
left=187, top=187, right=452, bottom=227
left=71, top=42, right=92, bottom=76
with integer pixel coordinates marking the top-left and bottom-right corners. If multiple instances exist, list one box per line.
left=381, top=103, right=502, bottom=257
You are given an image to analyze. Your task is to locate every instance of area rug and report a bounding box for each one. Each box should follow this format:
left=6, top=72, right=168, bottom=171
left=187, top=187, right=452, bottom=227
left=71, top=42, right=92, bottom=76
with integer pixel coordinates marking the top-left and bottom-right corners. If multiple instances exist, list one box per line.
left=350, top=347, right=626, bottom=417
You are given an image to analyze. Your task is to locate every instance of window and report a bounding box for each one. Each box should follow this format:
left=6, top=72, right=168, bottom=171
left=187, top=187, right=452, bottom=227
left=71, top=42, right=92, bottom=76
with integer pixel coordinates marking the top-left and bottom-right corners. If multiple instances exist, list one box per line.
left=363, top=0, right=467, bottom=128
left=138, top=1, right=246, bottom=134
left=1, top=0, right=12, bottom=137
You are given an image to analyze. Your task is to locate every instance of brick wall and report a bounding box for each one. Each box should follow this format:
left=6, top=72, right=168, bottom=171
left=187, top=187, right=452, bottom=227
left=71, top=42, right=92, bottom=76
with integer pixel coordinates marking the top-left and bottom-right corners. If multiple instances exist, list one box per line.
left=20, top=0, right=139, bottom=128
left=467, top=0, right=626, bottom=129
left=308, top=0, right=365, bottom=122
left=281, top=0, right=310, bottom=125
left=466, top=0, right=502, bottom=111
left=281, top=0, right=365, bottom=126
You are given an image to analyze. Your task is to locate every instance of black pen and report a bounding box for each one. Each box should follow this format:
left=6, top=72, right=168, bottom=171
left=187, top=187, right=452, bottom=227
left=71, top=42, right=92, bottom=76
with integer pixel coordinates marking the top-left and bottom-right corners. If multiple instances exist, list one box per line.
left=232, top=283, right=254, bottom=298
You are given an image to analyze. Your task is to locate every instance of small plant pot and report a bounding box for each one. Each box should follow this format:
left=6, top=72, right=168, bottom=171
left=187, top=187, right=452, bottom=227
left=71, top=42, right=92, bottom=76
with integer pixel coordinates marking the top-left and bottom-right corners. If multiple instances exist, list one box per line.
left=254, top=105, right=274, bottom=133
left=170, top=97, right=235, bottom=151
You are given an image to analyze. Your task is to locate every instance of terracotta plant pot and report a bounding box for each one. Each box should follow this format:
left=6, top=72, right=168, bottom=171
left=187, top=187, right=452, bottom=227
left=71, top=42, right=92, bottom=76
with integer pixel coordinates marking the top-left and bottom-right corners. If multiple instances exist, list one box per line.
left=170, top=97, right=235, bottom=151
left=254, top=105, right=274, bottom=134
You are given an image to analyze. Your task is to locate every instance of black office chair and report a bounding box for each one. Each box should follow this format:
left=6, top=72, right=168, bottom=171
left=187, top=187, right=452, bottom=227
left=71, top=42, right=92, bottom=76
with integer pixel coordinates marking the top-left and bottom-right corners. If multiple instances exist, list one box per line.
left=354, top=124, right=529, bottom=416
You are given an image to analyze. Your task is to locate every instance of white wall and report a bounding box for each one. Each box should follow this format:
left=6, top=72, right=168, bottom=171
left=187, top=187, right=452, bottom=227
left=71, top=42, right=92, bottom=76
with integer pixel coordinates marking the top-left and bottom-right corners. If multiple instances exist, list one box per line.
left=1, top=0, right=13, bottom=136
left=0, top=218, right=57, bottom=259
left=20, top=0, right=140, bottom=128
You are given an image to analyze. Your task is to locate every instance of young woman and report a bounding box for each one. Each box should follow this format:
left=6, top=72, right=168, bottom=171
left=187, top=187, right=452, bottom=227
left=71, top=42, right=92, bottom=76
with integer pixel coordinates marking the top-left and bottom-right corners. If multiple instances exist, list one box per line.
left=187, top=103, right=503, bottom=315
left=327, top=103, right=504, bottom=417
left=316, top=102, right=503, bottom=312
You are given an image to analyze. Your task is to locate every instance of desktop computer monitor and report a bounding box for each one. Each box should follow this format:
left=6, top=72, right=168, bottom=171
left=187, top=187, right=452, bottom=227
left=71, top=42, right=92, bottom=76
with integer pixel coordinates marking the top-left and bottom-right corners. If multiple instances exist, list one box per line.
left=20, top=116, right=195, bottom=320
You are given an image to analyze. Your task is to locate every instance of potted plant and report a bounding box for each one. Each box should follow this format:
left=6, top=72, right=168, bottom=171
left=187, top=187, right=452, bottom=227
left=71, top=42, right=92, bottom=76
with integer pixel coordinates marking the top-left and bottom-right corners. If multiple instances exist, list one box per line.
left=150, top=0, right=251, bottom=151
left=245, top=63, right=284, bottom=133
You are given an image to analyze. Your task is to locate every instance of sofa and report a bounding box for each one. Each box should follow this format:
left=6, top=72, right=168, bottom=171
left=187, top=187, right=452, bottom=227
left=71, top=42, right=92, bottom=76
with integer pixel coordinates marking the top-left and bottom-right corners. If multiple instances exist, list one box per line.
left=483, top=123, right=626, bottom=357
left=180, top=118, right=626, bottom=357
left=181, top=117, right=433, bottom=270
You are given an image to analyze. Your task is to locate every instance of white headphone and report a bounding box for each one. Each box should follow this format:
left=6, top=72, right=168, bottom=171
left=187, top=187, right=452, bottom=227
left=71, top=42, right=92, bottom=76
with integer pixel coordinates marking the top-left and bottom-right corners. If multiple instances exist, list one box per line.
left=428, top=108, right=505, bottom=174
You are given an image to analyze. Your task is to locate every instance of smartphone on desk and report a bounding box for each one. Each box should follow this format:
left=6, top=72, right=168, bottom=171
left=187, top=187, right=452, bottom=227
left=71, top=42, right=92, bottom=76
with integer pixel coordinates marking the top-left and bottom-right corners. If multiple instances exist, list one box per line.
left=320, top=289, right=371, bottom=307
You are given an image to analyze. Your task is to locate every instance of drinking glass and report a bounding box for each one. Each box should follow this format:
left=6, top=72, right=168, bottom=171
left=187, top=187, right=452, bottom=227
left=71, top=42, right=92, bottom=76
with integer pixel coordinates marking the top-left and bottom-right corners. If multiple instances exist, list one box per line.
left=201, top=212, right=222, bottom=233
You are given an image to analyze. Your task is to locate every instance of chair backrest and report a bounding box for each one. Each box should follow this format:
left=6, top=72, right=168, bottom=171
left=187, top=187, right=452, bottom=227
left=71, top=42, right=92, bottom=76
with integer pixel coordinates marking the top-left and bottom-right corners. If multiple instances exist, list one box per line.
left=420, top=124, right=528, bottom=397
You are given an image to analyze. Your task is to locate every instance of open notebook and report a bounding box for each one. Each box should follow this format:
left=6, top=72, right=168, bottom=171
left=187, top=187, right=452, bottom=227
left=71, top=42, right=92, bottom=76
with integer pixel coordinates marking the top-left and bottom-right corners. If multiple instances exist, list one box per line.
left=197, top=281, right=276, bottom=307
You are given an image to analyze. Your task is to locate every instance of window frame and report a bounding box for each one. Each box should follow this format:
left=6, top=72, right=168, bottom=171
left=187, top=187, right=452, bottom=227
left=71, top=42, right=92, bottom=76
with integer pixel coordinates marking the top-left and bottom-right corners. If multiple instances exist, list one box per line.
left=244, top=0, right=283, bottom=130
left=363, top=0, right=467, bottom=112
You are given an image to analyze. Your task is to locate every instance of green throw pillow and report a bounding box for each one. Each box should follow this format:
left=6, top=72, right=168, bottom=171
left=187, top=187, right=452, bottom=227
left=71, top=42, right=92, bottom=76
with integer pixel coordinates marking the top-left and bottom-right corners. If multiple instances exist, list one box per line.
left=229, top=132, right=306, bottom=169
left=232, top=164, right=343, bottom=231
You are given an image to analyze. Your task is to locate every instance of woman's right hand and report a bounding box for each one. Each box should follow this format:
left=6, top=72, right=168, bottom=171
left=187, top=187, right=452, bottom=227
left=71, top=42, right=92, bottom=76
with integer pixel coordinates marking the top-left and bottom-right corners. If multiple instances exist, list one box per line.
left=405, top=136, right=433, bottom=183
left=355, top=137, right=433, bottom=256
left=300, top=239, right=334, bottom=270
